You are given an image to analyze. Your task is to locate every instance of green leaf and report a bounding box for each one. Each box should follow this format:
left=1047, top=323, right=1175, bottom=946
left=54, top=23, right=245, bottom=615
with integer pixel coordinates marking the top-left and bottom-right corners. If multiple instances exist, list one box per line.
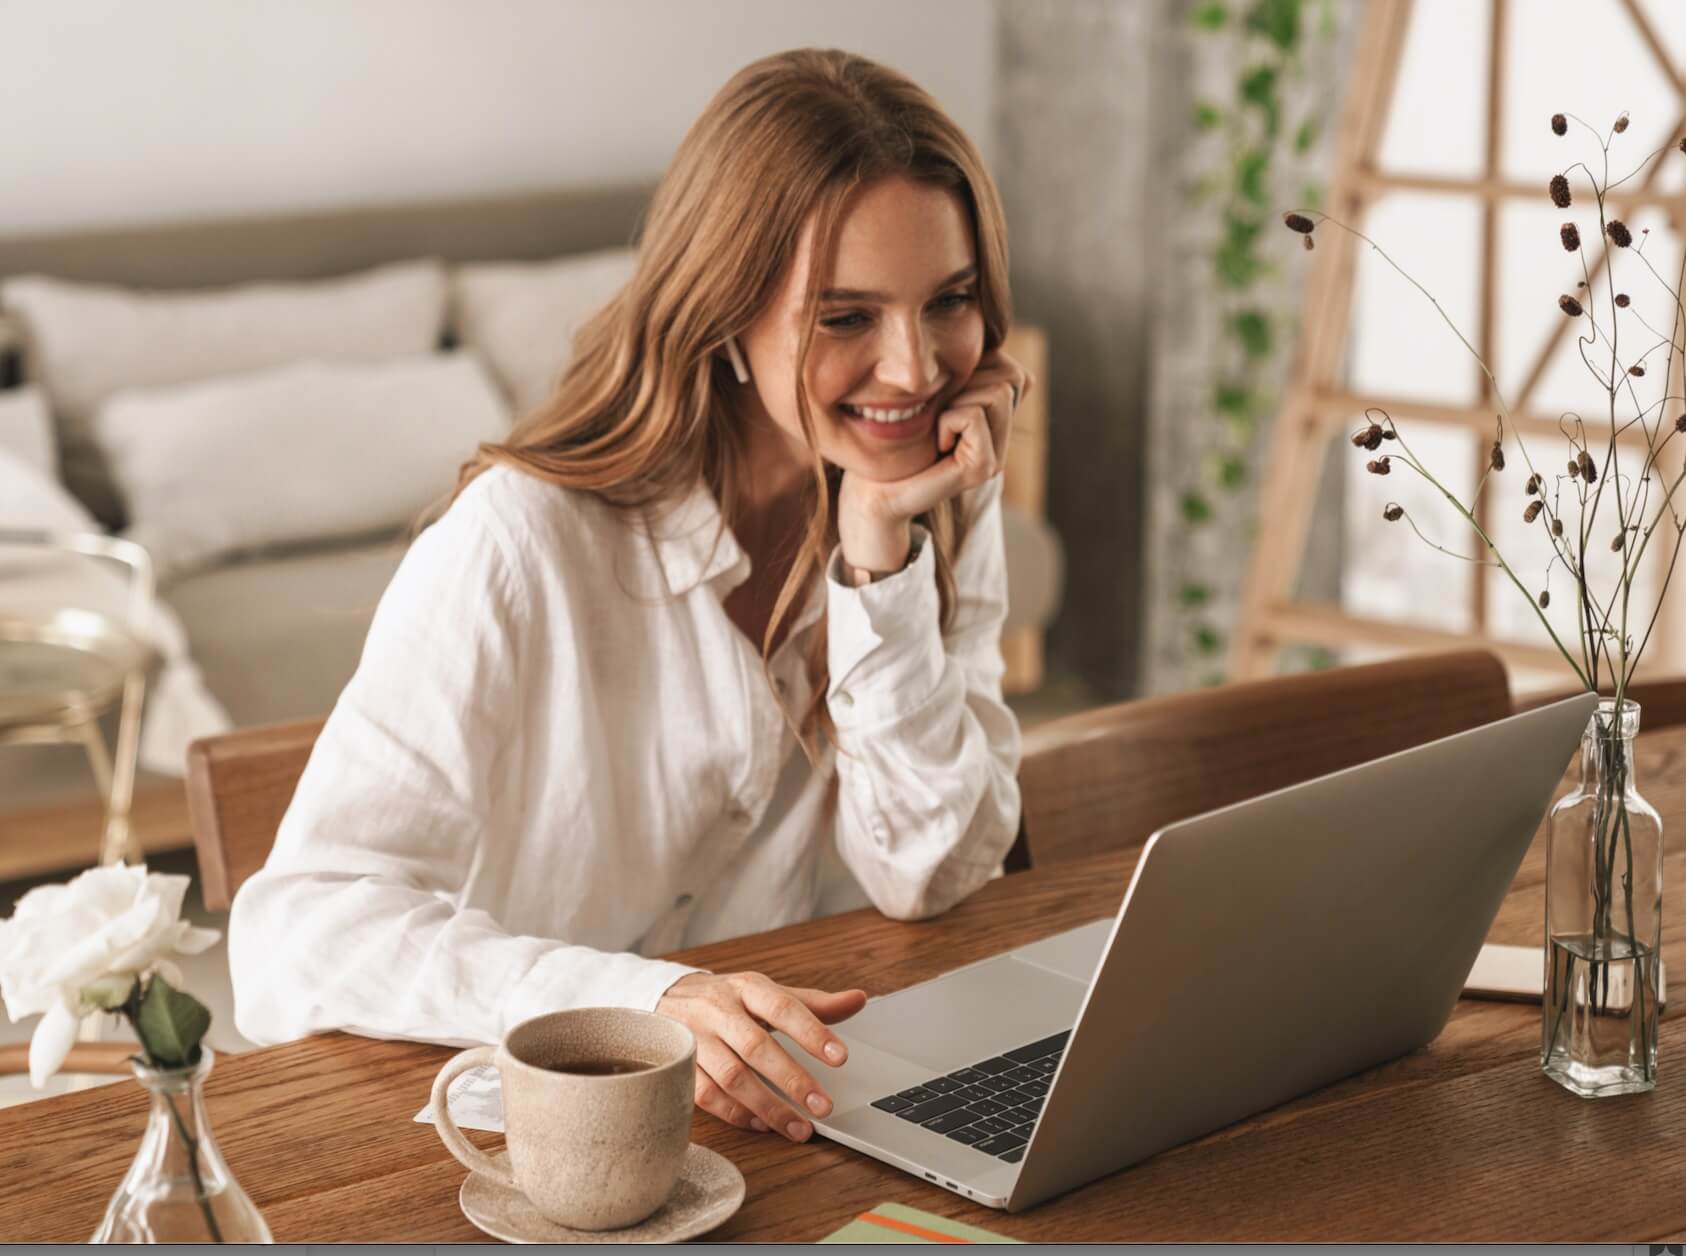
left=1238, top=64, right=1280, bottom=138
left=1217, top=454, right=1249, bottom=489
left=1301, top=181, right=1324, bottom=211
left=1191, top=2, right=1228, bottom=30
left=1193, top=100, right=1222, bottom=132
left=1231, top=309, right=1273, bottom=358
left=1180, top=492, right=1215, bottom=525
left=1192, top=624, right=1225, bottom=655
left=1215, top=213, right=1265, bottom=288
left=1201, top=670, right=1228, bottom=688
left=136, top=974, right=211, bottom=1070
left=1237, top=148, right=1270, bottom=206
left=1180, top=581, right=1212, bottom=609
left=1294, top=117, right=1320, bottom=155
left=1214, top=382, right=1253, bottom=418
left=1244, top=0, right=1302, bottom=51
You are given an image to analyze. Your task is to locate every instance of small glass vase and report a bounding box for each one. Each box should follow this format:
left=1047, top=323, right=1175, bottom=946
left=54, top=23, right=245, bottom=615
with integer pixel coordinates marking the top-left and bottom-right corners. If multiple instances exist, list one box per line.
left=91, top=1047, right=273, bottom=1243
left=1541, top=698, right=1663, bottom=1097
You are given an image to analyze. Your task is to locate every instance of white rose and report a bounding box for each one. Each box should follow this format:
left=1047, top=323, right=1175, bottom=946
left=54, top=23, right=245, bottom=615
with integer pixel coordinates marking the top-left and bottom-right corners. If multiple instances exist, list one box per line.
left=0, top=864, right=220, bottom=1086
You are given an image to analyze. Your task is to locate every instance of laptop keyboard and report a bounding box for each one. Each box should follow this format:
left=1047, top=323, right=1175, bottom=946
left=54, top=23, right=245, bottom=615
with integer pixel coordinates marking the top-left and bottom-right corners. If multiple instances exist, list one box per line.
left=867, top=1030, right=1069, bottom=1164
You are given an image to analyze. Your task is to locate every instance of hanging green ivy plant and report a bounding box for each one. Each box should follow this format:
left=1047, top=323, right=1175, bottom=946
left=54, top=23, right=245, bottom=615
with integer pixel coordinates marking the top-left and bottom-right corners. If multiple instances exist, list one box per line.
left=1177, top=0, right=1338, bottom=684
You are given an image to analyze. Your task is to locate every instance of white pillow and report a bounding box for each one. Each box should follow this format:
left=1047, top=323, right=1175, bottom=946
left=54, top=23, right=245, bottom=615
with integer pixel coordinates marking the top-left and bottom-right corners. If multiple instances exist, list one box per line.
left=450, top=248, right=637, bottom=415
left=0, top=386, right=54, bottom=478
left=1, top=260, right=449, bottom=526
left=94, top=353, right=510, bottom=581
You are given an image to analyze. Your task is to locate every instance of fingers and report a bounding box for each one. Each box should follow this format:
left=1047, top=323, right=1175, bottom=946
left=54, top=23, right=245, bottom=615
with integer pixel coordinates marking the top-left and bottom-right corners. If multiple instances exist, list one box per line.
left=693, top=1072, right=767, bottom=1133
left=739, top=976, right=854, bottom=1067
left=937, top=406, right=1000, bottom=484
left=789, top=986, right=869, bottom=1026
left=695, top=1030, right=815, bottom=1141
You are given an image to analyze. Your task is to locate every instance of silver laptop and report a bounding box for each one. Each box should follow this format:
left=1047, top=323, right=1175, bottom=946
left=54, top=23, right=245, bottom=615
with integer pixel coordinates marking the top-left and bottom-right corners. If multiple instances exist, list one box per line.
left=774, top=693, right=1596, bottom=1211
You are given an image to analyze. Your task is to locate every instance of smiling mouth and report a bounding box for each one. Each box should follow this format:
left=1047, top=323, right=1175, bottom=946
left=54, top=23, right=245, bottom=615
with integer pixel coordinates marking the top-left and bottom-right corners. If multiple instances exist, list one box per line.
left=837, top=398, right=935, bottom=425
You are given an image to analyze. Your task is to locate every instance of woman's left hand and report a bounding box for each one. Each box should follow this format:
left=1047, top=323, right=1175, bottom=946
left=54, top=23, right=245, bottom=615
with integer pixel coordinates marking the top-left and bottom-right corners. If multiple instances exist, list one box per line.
left=837, top=347, right=1034, bottom=581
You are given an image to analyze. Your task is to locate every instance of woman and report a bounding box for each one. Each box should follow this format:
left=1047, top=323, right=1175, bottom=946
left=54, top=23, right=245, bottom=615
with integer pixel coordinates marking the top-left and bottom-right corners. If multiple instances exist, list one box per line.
left=228, top=48, right=1033, bottom=1146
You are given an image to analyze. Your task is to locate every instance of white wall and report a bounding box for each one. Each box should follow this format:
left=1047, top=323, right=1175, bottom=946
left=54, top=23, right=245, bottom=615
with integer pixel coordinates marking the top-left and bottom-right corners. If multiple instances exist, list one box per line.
left=0, top=0, right=995, bottom=234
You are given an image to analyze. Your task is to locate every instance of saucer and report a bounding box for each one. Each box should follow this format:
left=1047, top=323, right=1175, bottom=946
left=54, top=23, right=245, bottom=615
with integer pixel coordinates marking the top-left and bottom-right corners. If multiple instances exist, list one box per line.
left=458, top=1144, right=745, bottom=1244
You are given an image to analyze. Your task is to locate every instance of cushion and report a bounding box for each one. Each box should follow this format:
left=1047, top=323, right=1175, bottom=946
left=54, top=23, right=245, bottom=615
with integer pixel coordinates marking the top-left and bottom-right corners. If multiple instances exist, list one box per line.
left=94, top=352, right=509, bottom=581
left=162, top=537, right=406, bottom=728
left=0, top=387, right=55, bottom=478
left=1, top=260, right=449, bottom=526
left=449, top=248, right=637, bottom=415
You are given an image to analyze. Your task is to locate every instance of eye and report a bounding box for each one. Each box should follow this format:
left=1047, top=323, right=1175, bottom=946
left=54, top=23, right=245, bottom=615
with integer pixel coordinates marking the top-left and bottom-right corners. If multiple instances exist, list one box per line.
left=820, top=312, right=868, bottom=331
left=933, top=289, right=977, bottom=311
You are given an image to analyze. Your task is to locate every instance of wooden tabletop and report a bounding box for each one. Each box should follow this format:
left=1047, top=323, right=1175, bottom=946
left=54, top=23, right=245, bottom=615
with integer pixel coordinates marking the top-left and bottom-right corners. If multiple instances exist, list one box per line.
left=7, top=728, right=1686, bottom=1243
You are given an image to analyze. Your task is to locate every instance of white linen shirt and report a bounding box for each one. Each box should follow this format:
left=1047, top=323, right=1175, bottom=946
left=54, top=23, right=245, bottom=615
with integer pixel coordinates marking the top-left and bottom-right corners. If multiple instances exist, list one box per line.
left=228, top=464, right=1022, bottom=1048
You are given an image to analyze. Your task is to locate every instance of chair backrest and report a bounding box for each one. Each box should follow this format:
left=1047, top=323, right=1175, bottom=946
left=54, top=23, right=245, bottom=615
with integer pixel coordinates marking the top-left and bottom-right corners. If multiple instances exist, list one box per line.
left=1515, top=677, right=1686, bottom=731
left=1016, top=649, right=1512, bottom=869
left=185, top=718, right=324, bottom=911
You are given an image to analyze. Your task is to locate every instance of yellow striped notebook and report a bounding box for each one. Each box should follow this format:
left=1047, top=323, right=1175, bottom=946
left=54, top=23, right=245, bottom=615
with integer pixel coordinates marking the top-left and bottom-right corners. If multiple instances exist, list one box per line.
left=819, top=1202, right=1022, bottom=1244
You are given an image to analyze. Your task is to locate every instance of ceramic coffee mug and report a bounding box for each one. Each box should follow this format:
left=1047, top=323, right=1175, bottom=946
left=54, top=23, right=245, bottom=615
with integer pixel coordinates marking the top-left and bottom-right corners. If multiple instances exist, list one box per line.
left=431, top=1007, right=697, bottom=1231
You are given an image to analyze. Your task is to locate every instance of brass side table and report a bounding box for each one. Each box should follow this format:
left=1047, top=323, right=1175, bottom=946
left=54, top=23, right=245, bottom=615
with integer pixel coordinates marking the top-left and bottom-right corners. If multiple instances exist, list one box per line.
left=0, top=529, right=158, bottom=866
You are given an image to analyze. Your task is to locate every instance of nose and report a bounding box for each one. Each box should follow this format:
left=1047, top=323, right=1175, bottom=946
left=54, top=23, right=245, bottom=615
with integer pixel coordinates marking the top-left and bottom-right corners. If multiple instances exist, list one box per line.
left=876, top=314, right=941, bottom=397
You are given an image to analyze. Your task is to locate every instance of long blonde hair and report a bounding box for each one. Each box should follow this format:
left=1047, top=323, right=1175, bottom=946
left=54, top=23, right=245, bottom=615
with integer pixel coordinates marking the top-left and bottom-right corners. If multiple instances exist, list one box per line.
left=453, top=48, right=1012, bottom=756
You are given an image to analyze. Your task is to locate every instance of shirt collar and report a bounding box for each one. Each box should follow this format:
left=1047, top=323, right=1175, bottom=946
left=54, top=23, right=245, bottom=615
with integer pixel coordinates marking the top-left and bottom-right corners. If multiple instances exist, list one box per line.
left=644, top=479, right=748, bottom=596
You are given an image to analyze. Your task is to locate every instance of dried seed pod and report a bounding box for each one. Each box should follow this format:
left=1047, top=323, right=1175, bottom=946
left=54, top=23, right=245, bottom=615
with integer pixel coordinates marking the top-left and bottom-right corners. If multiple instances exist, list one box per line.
left=1612, top=533, right=1626, bottom=551
left=1382, top=428, right=1397, bottom=441
left=1615, top=292, right=1631, bottom=307
left=1550, top=174, right=1572, bottom=207
left=1367, top=457, right=1392, bottom=475
left=1552, top=113, right=1568, bottom=136
left=1631, top=363, right=1647, bottom=377
left=1383, top=503, right=1404, bottom=522
left=1303, top=234, right=1315, bottom=251
left=1539, top=590, right=1552, bottom=608
left=1553, top=518, right=1565, bottom=537
left=1561, top=223, right=1581, bottom=251
left=1608, top=220, right=1633, bottom=248
left=1680, top=136, right=1686, bottom=153
left=1614, top=113, right=1630, bottom=134
left=1526, top=473, right=1541, bottom=495
left=1580, top=449, right=1598, bottom=482
left=1490, top=440, right=1506, bottom=471
left=1351, top=423, right=1384, bottom=451
left=1282, top=212, right=1316, bottom=234
left=1568, top=458, right=1581, bottom=479
left=1524, top=500, right=1543, bottom=523
left=1559, top=294, right=1584, bottom=316
left=1675, top=414, right=1686, bottom=432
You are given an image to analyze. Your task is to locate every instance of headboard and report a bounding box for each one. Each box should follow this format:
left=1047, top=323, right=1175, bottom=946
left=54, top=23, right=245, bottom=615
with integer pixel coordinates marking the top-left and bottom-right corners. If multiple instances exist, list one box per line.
left=0, top=181, right=656, bottom=384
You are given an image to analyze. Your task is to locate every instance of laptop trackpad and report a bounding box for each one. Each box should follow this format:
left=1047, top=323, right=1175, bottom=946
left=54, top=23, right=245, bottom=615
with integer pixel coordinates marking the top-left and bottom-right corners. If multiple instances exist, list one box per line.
left=841, top=953, right=1088, bottom=1073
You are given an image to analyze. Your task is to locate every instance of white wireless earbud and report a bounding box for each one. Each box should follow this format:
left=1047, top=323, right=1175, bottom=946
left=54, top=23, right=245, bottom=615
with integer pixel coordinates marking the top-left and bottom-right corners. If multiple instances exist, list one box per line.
left=724, top=336, right=751, bottom=384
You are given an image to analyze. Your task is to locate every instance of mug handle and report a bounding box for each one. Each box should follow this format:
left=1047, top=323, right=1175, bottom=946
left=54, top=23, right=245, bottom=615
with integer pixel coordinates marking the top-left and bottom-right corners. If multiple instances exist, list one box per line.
left=430, top=1045, right=517, bottom=1187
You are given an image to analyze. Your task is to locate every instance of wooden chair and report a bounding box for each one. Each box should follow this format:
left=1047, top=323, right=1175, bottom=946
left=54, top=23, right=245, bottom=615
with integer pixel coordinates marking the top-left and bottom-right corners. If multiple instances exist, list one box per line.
left=1009, top=649, right=1512, bottom=870
left=184, top=718, right=324, bottom=912
left=1513, top=677, right=1686, bottom=732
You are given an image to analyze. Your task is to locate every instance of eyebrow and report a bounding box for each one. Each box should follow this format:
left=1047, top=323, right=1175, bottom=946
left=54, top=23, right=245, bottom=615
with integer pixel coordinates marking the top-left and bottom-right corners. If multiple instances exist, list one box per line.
left=819, top=264, right=978, bottom=303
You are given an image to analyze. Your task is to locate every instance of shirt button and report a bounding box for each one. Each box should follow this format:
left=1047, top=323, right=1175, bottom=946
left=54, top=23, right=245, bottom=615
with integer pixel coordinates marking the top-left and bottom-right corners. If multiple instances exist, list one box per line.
left=674, top=893, right=694, bottom=910
left=835, top=691, right=854, bottom=709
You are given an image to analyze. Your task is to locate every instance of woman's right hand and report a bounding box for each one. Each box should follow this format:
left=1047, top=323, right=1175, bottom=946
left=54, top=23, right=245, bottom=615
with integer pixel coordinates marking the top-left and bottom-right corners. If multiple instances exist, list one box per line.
left=655, top=971, right=868, bottom=1141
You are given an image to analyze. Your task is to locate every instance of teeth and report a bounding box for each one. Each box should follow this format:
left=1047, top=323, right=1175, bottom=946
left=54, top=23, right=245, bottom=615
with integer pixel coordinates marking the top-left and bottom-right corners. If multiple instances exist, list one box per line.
left=842, top=401, right=926, bottom=423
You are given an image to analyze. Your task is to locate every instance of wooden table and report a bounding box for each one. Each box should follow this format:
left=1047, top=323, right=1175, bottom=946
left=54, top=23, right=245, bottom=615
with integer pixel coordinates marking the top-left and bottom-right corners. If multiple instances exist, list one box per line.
left=8, top=730, right=1686, bottom=1242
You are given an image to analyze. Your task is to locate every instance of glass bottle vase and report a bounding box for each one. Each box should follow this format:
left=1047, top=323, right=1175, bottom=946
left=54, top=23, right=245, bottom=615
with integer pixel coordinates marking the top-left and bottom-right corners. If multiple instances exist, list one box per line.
left=1541, top=698, right=1663, bottom=1097
left=91, top=1047, right=273, bottom=1243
